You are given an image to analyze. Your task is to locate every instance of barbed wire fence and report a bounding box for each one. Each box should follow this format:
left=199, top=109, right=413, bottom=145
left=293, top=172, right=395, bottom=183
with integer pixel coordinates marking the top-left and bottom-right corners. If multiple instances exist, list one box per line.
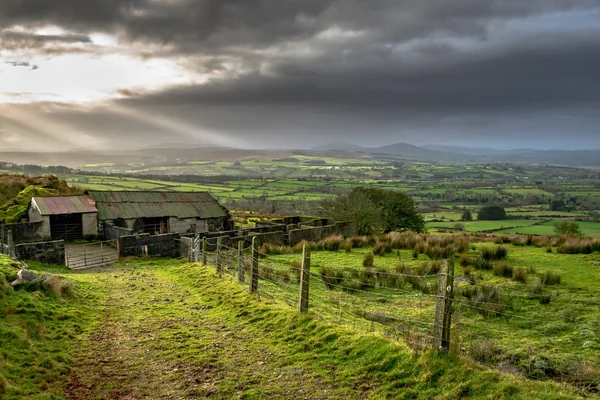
left=189, top=235, right=599, bottom=393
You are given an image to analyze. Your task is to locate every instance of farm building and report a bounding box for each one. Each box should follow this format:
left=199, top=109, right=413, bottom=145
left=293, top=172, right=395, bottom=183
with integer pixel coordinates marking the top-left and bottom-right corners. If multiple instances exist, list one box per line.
left=87, top=191, right=233, bottom=235
left=28, top=195, right=99, bottom=240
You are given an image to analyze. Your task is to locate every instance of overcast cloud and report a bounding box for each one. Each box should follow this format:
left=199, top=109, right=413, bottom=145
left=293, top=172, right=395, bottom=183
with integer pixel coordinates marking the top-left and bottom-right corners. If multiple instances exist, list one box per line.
left=1, top=0, right=599, bottom=150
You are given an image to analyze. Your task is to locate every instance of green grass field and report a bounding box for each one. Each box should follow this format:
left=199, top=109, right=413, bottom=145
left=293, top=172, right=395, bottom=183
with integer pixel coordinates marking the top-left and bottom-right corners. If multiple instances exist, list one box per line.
left=2, top=253, right=594, bottom=399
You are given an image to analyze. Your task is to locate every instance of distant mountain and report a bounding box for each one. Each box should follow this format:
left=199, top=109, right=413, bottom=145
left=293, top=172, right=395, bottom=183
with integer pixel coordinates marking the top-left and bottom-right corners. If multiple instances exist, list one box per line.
left=422, top=145, right=537, bottom=157
left=311, top=142, right=367, bottom=152
left=368, top=142, right=447, bottom=159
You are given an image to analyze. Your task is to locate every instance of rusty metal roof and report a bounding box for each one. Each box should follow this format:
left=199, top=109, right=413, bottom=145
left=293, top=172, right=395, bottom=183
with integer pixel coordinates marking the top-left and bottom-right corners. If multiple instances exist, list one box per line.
left=32, top=196, right=98, bottom=215
left=87, top=191, right=228, bottom=221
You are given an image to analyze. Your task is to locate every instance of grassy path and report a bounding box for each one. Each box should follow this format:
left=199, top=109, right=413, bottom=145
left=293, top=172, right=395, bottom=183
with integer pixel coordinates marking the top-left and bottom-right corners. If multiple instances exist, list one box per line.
left=56, top=260, right=589, bottom=400
left=64, top=262, right=358, bottom=399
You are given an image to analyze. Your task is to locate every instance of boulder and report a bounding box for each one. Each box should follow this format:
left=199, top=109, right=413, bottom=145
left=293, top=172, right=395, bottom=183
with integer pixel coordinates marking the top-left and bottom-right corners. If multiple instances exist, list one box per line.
left=11, top=269, right=36, bottom=287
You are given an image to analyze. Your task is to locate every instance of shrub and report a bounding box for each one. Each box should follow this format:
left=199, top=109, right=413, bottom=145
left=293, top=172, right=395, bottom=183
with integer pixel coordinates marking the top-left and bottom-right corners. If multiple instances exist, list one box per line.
left=453, top=223, right=465, bottom=231
left=541, top=270, right=561, bottom=286
left=373, top=241, right=391, bottom=256
left=513, top=267, right=527, bottom=283
left=258, top=265, right=274, bottom=280
left=340, top=239, right=353, bottom=252
left=477, top=205, right=507, bottom=221
left=473, top=257, right=492, bottom=271
left=320, top=267, right=345, bottom=290
left=495, top=246, right=508, bottom=260
left=350, top=236, right=369, bottom=248
left=530, top=279, right=544, bottom=295
left=274, top=269, right=292, bottom=283
left=470, top=340, right=503, bottom=364
left=362, top=252, right=374, bottom=268
left=321, top=235, right=343, bottom=251
left=539, top=294, right=552, bottom=305
left=492, top=261, right=513, bottom=278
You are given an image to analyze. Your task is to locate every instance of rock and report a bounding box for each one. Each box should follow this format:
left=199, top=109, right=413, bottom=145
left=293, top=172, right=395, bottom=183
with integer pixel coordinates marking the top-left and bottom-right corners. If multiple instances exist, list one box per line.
left=11, top=269, right=36, bottom=287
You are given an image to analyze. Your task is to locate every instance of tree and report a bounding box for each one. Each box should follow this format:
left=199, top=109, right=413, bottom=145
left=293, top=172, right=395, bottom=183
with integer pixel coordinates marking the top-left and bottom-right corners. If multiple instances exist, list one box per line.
left=554, top=221, right=582, bottom=237
left=321, top=187, right=424, bottom=235
left=461, top=210, right=473, bottom=221
left=477, top=206, right=507, bottom=221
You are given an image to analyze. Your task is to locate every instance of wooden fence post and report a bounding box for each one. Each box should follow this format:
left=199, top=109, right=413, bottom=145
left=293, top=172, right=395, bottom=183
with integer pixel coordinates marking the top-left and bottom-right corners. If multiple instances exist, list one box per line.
left=1, top=227, right=5, bottom=255
left=237, top=240, right=244, bottom=284
left=216, top=237, right=222, bottom=275
left=194, top=235, right=200, bottom=262
left=249, top=236, right=258, bottom=294
left=7, top=230, right=15, bottom=260
left=433, top=259, right=454, bottom=353
left=298, top=243, right=311, bottom=313
left=201, top=237, right=207, bottom=266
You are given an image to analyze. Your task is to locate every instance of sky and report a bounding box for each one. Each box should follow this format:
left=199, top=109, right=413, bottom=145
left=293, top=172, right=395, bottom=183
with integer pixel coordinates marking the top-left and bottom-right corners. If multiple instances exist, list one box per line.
left=1, top=1, right=599, bottom=151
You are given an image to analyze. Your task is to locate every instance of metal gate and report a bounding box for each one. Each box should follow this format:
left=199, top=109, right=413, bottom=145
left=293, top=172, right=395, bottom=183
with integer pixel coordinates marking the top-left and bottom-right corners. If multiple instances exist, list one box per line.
left=65, top=240, right=119, bottom=270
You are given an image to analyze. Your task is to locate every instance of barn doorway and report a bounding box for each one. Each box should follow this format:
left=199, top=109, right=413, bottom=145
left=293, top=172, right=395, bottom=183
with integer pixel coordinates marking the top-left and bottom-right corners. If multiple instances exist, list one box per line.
left=50, top=213, right=83, bottom=240
left=141, top=217, right=168, bottom=235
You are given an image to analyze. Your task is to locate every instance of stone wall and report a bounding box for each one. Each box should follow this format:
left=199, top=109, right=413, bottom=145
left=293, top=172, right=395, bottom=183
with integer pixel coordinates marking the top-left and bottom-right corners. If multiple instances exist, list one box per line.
left=15, top=240, right=65, bottom=265
left=119, top=233, right=181, bottom=258
left=1, top=222, right=47, bottom=243
left=103, top=223, right=134, bottom=240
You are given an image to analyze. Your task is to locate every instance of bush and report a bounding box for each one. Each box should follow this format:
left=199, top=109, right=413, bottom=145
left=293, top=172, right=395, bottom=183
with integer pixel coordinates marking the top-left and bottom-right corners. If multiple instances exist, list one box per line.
left=363, top=252, right=374, bottom=268
left=541, top=270, right=561, bottom=286
left=530, top=279, right=544, bottom=295
left=453, top=223, right=465, bottom=231
left=513, top=267, right=527, bottom=283
left=554, top=221, right=582, bottom=237
left=492, top=261, right=513, bottom=278
left=320, top=235, right=343, bottom=251
left=373, top=241, right=392, bottom=256
left=340, top=238, right=353, bottom=252
left=320, top=266, right=345, bottom=290
left=477, top=206, right=507, bottom=221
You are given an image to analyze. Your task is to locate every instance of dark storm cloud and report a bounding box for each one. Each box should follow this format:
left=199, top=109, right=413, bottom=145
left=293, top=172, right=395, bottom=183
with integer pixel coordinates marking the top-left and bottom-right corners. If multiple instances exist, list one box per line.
left=2, top=0, right=600, bottom=148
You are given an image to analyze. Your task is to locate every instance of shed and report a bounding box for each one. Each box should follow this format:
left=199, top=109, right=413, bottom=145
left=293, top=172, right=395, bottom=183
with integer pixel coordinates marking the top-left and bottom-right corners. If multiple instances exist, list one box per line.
left=28, top=196, right=99, bottom=240
left=87, top=191, right=232, bottom=234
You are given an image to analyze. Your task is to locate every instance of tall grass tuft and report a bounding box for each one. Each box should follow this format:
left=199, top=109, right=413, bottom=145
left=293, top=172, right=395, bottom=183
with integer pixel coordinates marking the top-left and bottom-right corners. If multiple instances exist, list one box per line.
left=541, top=270, right=561, bottom=286
left=492, top=261, right=513, bottom=278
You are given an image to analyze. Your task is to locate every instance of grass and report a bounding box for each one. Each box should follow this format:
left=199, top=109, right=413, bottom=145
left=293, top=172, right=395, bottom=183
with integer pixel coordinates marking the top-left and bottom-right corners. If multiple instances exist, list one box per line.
left=0, top=255, right=101, bottom=399
left=2, top=253, right=594, bottom=398
left=65, top=260, right=590, bottom=398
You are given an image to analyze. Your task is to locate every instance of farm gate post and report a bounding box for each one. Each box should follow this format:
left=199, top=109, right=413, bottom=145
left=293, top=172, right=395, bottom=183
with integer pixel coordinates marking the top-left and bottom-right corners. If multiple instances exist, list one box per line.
left=237, top=240, right=244, bottom=284
left=201, top=237, right=207, bottom=266
left=433, top=259, right=454, bottom=353
left=249, top=236, right=258, bottom=294
left=298, top=243, right=311, bottom=313
left=216, top=237, right=222, bottom=275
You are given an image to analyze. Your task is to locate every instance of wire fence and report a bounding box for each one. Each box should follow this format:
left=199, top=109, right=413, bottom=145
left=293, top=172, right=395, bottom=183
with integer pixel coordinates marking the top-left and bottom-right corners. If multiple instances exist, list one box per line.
left=191, top=235, right=600, bottom=392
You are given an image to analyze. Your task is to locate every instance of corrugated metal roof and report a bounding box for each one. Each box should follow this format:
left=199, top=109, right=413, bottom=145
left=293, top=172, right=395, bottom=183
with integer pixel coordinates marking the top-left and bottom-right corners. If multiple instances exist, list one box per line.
left=87, top=191, right=228, bottom=221
left=33, top=196, right=98, bottom=215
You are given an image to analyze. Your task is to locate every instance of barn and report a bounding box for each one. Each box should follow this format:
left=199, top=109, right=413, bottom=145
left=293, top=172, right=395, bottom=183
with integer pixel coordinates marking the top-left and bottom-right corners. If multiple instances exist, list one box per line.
left=28, top=196, right=99, bottom=240
left=87, top=191, right=232, bottom=235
